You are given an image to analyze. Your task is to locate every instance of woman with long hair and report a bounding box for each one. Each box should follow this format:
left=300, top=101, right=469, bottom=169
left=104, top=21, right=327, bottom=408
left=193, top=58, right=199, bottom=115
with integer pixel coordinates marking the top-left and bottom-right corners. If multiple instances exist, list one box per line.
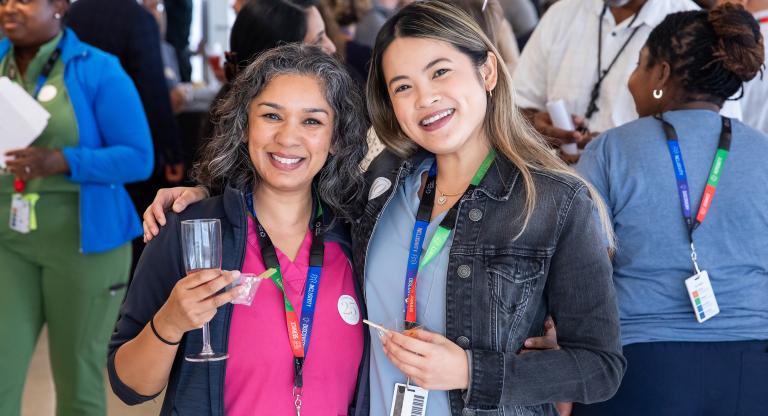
left=142, top=2, right=624, bottom=415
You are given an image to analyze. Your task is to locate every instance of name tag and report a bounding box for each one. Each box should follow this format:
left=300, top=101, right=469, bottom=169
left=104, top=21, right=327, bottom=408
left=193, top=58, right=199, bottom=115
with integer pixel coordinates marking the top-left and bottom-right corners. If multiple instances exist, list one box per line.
left=10, top=193, right=31, bottom=233
left=390, top=383, right=428, bottom=416
left=685, top=270, right=720, bottom=323
left=9, top=193, right=39, bottom=234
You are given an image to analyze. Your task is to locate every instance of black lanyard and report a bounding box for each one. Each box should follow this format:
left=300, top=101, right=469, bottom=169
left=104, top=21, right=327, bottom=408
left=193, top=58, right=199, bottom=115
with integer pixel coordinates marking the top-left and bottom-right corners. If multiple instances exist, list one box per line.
left=6, top=33, right=64, bottom=99
left=585, top=4, right=644, bottom=121
left=244, top=191, right=325, bottom=404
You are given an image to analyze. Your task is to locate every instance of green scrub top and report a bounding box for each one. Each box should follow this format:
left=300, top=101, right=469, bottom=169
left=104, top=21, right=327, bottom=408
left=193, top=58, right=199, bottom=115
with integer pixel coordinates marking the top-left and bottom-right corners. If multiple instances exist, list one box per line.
left=0, top=32, right=80, bottom=193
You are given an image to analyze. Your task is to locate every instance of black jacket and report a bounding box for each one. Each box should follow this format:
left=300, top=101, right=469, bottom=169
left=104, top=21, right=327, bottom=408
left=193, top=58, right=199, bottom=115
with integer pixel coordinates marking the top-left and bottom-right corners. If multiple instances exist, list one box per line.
left=108, top=187, right=369, bottom=415
left=67, top=0, right=183, bottom=167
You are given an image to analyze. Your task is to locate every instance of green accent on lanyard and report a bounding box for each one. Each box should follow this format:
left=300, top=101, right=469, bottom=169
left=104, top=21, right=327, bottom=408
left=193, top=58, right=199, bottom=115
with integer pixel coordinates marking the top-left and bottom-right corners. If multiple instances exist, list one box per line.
left=707, top=149, right=729, bottom=187
left=269, top=267, right=295, bottom=312
left=418, top=150, right=495, bottom=270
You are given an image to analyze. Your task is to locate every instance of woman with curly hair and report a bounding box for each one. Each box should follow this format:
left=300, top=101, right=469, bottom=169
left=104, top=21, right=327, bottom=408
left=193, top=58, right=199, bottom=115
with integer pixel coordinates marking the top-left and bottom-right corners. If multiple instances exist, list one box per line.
left=107, top=43, right=369, bottom=415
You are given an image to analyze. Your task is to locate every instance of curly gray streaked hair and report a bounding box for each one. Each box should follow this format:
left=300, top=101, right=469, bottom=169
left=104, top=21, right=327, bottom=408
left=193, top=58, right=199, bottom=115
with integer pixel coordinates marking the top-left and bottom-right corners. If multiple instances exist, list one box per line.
left=191, top=43, right=369, bottom=220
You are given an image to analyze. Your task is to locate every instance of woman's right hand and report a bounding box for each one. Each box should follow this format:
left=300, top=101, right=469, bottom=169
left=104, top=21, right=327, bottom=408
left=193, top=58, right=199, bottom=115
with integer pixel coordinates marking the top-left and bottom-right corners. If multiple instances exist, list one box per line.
left=152, top=269, right=242, bottom=342
left=143, top=186, right=209, bottom=242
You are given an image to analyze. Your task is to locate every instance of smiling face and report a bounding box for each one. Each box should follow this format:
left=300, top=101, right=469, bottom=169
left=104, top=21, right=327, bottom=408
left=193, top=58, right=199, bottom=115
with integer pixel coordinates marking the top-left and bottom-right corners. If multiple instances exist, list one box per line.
left=0, top=0, right=65, bottom=48
left=382, top=37, right=496, bottom=156
left=247, top=74, right=334, bottom=196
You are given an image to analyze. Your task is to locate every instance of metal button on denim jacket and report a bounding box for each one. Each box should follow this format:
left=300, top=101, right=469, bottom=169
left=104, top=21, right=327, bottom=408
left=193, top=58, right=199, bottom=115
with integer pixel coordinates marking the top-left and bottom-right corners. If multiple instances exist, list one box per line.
left=353, top=150, right=625, bottom=416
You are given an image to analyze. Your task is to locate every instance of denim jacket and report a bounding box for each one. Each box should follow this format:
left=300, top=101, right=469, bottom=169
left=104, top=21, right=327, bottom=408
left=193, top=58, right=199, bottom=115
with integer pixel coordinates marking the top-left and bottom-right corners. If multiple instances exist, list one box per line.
left=108, top=186, right=369, bottom=415
left=352, top=150, right=625, bottom=416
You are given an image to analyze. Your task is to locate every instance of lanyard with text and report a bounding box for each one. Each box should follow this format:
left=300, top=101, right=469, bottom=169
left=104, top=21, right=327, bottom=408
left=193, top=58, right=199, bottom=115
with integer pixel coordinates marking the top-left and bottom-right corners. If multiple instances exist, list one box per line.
left=245, top=192, right=324, bottom=416
left=659, top=115, right=732, bottom=273
left=403, top=151, right=495, bottom=329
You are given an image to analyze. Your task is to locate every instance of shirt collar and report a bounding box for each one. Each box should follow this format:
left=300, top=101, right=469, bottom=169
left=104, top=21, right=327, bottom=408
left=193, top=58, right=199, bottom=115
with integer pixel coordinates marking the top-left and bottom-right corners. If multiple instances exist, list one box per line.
left=592, top=0, right=669, bottom=30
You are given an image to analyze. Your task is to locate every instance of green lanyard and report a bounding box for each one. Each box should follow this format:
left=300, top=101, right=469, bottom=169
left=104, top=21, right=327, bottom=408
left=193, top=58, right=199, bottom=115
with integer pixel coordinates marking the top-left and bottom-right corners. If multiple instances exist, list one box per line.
left=403, top=150, right=496, bottom=326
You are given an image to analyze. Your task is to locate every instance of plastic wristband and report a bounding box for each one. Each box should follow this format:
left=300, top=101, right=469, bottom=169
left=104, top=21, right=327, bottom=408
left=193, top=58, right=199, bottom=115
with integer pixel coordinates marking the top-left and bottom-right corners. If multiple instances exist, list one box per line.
left=150, top=315, right=181, bottom=346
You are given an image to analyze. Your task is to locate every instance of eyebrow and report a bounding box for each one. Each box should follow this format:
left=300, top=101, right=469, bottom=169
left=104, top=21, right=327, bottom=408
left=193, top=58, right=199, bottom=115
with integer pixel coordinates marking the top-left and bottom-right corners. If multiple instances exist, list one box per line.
left=258, top=102, right=328, bottom=114
left=387, top=57, right=453, bottom=88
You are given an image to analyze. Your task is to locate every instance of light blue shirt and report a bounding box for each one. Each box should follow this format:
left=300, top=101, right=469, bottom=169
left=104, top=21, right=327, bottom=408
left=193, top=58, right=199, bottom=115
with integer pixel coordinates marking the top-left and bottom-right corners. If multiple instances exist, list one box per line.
left=365, top=157, right=453, bottom=416
left=577, top=110, right=768, bottom=345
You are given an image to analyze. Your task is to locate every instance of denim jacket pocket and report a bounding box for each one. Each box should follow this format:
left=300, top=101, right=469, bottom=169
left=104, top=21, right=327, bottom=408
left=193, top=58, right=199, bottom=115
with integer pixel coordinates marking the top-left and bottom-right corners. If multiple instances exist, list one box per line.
left=485, top=254, right=547, bottom=350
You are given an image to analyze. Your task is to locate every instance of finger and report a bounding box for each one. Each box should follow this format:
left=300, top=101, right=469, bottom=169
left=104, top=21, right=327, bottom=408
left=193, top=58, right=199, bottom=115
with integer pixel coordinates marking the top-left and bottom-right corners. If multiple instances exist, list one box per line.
left=204, top=284, right=243, bottom=310
left=523, top=335, right=557, bottom=350
left=409, top=328, right=442, bottom=344
left=142, top=207, right=160, bottom=236
left=180, top=268, right=228, bottom=290
left=142, top=221, right=151, bottom=243
left=173, top=188, right=204, bottom=212
left=384, top=344, right=423, bottom=378
left=389, top=331, right=433, bottom=356
left=151, top=194, right=169, bottom=227
left=384, top=334, right=428, bottom=369
left=190, top=270, right=240, bottom=299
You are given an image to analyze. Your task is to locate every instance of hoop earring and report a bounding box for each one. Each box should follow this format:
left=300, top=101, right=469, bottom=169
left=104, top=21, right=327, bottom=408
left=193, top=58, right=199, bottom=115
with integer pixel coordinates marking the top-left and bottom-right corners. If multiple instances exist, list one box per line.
left=54, top=13, right=62, bottom=20
left=488, top=89, right=493, bottom=99
left=653, top=89, right=663, bottom=100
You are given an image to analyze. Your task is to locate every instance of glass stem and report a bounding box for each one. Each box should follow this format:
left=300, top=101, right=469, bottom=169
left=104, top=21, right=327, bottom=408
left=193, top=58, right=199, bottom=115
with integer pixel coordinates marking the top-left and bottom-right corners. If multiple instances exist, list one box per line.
left=201, top=322, right=214, bottom=355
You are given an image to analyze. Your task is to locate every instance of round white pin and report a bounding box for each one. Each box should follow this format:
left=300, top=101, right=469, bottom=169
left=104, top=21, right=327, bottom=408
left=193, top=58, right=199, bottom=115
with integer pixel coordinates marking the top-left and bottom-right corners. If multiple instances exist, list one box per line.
left=337, top=295, right=360, bottom=325
left=37, top=85, right=58, bottom=102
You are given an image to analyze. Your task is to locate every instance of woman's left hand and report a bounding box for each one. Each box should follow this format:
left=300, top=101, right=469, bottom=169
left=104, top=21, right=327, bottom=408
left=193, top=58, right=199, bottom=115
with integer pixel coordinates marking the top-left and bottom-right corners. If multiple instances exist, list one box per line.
left=5, top=147, right=69, bottom=181
left=381, top=328, right=469, bottom=390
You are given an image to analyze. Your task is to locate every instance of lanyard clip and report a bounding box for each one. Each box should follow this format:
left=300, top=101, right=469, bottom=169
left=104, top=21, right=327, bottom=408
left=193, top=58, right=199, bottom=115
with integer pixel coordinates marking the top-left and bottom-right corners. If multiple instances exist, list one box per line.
left=690, top=242, right=702, bottom=275
left=293, top=386, right=303, bottom=416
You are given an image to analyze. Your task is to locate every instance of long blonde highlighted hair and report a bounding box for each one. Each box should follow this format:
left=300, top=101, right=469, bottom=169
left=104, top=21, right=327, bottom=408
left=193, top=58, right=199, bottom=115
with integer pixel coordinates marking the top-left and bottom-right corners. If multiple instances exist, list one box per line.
left=366, top=0, right=615, bottom=248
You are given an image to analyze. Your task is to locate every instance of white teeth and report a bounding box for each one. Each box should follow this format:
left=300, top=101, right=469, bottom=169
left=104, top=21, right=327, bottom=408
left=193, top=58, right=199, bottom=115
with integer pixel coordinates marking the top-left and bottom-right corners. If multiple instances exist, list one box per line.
left=271, top=154, right=302, bottom=165
left=420, top=109, right=454, bottom=126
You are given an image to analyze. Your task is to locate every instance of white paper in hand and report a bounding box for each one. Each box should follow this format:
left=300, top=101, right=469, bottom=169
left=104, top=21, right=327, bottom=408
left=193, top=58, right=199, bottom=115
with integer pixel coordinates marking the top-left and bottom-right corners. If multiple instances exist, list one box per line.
left=0, top=77, right=50, bottom=168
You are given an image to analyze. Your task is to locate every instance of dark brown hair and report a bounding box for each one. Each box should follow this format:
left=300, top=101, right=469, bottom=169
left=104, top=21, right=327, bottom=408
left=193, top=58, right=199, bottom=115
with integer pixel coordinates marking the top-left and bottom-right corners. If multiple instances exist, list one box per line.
left=645, top=3, right=764, bottom=104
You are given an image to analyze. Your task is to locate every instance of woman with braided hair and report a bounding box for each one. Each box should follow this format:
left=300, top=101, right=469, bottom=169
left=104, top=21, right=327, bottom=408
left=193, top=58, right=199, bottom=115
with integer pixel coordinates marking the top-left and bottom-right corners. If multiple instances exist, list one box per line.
left=574, top=3, right=768, bottom=415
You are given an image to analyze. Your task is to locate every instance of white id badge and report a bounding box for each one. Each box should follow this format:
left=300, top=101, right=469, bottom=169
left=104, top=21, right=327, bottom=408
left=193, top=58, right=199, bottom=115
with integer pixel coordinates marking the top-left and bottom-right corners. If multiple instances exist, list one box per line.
left=685, top=270, right=720, bottom=323
left=9, top=193, right=30, bottom=234
left=390, top=383, right=428, bottom=416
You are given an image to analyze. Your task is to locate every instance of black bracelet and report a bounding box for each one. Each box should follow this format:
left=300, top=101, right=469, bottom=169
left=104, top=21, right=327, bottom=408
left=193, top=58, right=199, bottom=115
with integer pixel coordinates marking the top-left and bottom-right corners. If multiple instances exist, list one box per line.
left=150, top=316, right=181, bottom=346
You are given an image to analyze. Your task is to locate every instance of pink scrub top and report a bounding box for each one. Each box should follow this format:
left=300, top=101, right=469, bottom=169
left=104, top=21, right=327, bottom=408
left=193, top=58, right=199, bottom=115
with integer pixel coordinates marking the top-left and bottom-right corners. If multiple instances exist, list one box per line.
left=224, top=216, right=364, bottom=415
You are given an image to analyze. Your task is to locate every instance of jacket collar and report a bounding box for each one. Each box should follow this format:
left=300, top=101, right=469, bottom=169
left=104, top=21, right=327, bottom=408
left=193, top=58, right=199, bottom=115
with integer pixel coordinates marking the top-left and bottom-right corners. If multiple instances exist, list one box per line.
left=0, top=28, right=88, bottom=63
left=400, top=148, right=521, bottom=202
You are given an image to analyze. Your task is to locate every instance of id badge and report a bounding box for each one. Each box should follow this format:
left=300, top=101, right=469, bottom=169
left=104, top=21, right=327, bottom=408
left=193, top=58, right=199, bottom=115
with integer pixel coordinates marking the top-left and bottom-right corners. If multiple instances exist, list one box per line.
left=390, top=383, right=428, bottom=416
left=9, top=193, right=31, bottom=233
left=685, top=270, right=720, bottom=323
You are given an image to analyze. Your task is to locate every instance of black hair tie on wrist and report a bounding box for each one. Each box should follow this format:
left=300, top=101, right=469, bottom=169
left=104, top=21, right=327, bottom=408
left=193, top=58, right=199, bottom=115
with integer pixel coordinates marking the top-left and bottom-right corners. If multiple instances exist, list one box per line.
left=150, top=316, right=181, bottom=346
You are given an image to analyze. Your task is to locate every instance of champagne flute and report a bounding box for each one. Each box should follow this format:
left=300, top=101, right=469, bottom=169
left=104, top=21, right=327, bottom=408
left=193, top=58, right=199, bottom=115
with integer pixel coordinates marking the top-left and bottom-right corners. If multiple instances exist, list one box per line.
left=181, top=219, right=228, bottom=362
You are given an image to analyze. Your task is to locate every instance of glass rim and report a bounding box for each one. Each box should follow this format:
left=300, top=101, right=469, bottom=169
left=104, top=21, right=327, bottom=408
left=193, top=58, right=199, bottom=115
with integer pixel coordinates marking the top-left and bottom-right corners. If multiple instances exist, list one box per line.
left=180, top=218, right=221, bottom=225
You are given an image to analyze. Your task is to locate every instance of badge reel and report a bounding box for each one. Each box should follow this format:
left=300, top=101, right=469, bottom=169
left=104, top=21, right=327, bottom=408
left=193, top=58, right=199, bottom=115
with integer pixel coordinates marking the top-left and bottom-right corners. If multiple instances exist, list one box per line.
left=684, top=243, right=720, bottom=323
left=9, top=180, right=39, bottom=234
left=389, top=321, right=429, bottom=416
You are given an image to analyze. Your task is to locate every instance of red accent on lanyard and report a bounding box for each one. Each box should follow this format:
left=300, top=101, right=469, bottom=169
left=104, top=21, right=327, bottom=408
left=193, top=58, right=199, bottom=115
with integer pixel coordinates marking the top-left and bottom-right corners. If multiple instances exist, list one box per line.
left=13, top=179, right=25, bottom=193
left=758, top=16, right=768, bottom=24
left=696, top=184, right=717, bottom=223
left=285, top=310, right=305, bottom=358
left=406, top=282, right=418, bottom=324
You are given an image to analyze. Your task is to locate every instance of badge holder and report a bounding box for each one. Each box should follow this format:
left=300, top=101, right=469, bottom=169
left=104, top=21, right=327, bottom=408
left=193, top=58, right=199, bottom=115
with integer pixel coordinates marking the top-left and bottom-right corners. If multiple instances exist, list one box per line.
left=390, top=378, right=429, bottom=416
left=684, top=243, right=720, bottom=323
left=9, top=179, right=39, bottom=234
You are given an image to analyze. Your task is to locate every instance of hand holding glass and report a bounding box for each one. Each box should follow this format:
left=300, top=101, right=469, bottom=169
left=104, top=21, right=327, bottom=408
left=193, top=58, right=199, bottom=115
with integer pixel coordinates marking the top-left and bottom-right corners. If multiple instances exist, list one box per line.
left=181, top=219, right=228, bottom=362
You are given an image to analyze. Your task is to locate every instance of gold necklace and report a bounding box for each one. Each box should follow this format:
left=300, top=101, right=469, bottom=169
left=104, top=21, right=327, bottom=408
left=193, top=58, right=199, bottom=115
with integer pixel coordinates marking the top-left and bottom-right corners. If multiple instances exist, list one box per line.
left=435, top=185, right=465, bottom=206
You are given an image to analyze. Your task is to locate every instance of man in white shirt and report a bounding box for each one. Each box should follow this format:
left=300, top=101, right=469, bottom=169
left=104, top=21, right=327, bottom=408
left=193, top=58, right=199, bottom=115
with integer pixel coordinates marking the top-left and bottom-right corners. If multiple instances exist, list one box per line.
left=513, top=0, right=742, bottom=148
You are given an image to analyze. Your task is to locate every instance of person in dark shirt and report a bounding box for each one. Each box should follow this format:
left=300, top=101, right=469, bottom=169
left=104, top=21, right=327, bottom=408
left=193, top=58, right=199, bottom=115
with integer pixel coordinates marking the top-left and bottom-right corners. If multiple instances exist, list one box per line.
left=67, top=0, right=185, bottom=271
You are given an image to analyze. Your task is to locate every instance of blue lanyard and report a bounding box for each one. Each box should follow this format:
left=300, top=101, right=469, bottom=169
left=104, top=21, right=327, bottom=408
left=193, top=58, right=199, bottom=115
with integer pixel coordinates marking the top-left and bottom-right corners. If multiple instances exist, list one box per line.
left=658, top=115, right=732, bottom=239
left=245, top=191, right=325, bottom=359
left=403, top=151, right=495, bottom=329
